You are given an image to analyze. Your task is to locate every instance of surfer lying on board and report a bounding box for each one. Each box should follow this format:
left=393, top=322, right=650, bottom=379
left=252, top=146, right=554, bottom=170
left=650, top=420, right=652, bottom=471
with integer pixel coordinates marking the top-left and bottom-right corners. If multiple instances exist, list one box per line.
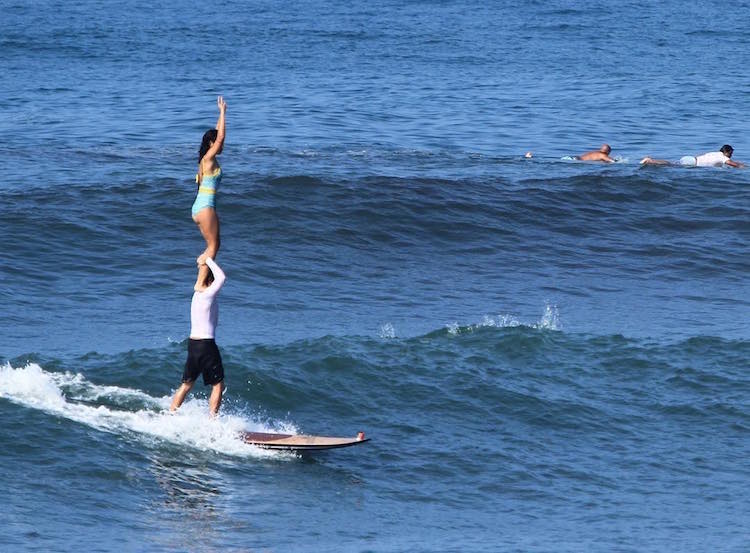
left=170, top=256, right=226, bottom=416
left=576, top=144, right=615, bottom=163
left=192, top=96, right=227, bottom=291
left=640, top=145, right=745, bottom=168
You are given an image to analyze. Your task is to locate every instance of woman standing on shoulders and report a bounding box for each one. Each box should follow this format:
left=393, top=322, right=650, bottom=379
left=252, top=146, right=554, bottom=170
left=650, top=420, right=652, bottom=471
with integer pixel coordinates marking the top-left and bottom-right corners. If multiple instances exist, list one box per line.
left=193, top=96, right=226, bottom=290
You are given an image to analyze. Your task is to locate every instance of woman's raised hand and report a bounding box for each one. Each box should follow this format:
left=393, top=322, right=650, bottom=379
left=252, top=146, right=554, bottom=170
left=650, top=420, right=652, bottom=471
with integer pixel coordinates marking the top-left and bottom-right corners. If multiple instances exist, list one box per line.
left=217, top=96, right=227, bottom=112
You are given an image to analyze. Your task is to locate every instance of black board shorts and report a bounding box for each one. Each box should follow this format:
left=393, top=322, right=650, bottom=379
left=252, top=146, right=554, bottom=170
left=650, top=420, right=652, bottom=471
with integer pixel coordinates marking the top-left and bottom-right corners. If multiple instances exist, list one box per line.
left=183, top=338, right=224, bottom=386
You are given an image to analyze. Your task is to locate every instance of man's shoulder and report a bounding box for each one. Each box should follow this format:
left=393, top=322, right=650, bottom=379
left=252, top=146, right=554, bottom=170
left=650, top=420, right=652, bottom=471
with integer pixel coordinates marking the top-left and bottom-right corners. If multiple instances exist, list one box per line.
left=580, top=151, right=604, bottom=160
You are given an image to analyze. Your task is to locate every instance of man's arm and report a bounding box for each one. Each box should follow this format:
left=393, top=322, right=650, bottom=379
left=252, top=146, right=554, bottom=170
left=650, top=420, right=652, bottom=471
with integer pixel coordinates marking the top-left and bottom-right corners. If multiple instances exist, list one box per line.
left=203, top=257, right=226, bottom=296
left=726, top=159, right=745, bottom=168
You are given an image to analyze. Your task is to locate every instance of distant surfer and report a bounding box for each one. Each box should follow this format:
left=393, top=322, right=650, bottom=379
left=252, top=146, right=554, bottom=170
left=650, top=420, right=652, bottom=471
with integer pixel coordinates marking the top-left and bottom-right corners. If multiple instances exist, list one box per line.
left=576, top=144, right=615, bottom=163
left=170, top=256, right=227, bottom=416
left=192, top=96, right=227, bottom=291
left=640, top=145, right=745, bottom=168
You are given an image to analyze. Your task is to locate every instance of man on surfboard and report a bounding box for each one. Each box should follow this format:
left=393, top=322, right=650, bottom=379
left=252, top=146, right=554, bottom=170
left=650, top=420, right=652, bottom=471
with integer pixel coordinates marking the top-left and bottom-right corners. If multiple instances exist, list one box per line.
left=640, top=145, right=745, bottom=168
left=170, top=256, right=227, bottom=416
left=576, top=144, right=615, bottom=163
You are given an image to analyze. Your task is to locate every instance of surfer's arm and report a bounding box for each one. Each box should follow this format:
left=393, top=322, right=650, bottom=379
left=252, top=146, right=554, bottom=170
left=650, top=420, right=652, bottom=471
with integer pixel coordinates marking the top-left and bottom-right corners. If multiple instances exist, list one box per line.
left=203, top=257, right=226, bottom=295
left=726, top=159, right=745, bottom=168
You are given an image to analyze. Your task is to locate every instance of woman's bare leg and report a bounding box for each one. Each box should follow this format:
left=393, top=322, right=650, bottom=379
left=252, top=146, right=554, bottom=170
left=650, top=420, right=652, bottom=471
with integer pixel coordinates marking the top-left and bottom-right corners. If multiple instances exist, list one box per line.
left=194, top=209, right=220, bottom=288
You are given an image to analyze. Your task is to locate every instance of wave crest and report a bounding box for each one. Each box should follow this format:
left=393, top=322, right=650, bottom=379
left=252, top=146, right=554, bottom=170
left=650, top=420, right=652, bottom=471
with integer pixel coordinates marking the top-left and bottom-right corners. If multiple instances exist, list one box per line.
left=0, top=362, right=297, bottom=459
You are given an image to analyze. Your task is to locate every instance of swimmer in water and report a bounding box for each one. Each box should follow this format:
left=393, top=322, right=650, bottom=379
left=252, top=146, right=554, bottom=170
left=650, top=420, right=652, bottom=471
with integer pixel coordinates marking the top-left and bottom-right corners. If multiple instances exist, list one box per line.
left=640, top=145, right=745, bottom=168
left=192, top=96, right=227, bottom=291
left=576, top=144, right=615, bottom=163
left=170, top=256, right=227, bottom=416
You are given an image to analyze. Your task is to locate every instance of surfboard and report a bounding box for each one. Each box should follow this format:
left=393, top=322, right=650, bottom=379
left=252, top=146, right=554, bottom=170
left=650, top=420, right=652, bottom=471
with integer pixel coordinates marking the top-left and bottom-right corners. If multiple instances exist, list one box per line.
left=241, top=430, right=370, bottom=451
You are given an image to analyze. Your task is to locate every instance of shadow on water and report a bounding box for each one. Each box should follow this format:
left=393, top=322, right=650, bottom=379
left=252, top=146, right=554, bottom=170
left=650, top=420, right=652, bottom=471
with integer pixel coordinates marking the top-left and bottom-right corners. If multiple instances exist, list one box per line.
left=139, top=443, right=370, bottom=550
left=143, top=454, right=242, bottom=552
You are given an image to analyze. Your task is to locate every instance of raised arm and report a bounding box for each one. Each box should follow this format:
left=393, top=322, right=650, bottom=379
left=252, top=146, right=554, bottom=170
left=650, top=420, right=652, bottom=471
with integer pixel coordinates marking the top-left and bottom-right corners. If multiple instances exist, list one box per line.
left=202, top=96, right=227, bottom=163
left=203, top=256, right=226, bottom=296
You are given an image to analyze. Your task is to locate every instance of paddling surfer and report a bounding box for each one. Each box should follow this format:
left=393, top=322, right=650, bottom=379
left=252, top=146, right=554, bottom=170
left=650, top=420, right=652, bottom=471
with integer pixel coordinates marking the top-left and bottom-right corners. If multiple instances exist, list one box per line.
left=640, top=145, right=745, bottom=168
left=170, top=256, right=226, bottom=416
left=576, top=144, right=615, bottom=163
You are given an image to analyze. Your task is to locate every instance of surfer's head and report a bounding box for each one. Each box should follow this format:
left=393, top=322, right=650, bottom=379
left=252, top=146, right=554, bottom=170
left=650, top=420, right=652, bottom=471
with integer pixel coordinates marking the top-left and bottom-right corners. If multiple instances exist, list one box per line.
left=720, top=145, right=734, bottom=158
left=199, top=129, right=220, bottom=162
left=600, top=144, right=612, bottom=155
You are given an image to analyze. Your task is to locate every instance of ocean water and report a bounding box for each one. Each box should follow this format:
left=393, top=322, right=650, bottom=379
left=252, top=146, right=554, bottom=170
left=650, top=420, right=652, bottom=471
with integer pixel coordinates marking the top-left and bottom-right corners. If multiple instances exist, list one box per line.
left=1, top=1, right=749, bottom=551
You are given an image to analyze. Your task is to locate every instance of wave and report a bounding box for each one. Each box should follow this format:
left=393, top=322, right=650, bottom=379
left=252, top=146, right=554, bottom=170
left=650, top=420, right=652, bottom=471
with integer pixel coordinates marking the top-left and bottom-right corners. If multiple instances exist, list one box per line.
left=444, top=304, right=562, bottom=335
left=3, top=324, right=748, bottom=469
left=0, top=362, right=298, bottom=459
left=5, top=159, right=749, bottom=357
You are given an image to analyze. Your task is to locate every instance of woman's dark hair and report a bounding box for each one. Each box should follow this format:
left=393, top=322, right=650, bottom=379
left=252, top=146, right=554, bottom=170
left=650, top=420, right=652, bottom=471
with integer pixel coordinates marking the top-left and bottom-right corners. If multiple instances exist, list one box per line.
left=199, top=129, right=218, bottom=163
left=720, top=144, right=734, bottom=157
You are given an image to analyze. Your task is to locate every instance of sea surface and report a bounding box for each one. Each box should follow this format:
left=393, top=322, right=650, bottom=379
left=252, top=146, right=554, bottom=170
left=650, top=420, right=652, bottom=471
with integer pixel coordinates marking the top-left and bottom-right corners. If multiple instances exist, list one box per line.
left=1, top=1, right=749, bottom=551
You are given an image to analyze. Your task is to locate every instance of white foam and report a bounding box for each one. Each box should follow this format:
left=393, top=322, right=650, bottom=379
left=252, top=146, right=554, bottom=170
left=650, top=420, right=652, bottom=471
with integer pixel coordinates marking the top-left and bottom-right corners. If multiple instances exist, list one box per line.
left=480, top=314, right=523, bottom=328
left=446, top=303, right=562, bottom=334
left=535, top=303, right=562, bottom=331
left=0, top=362, right=297, bottom=459
left=379, top=322, right=396, bottom=339
left=446, top=313, right=523, bottom=334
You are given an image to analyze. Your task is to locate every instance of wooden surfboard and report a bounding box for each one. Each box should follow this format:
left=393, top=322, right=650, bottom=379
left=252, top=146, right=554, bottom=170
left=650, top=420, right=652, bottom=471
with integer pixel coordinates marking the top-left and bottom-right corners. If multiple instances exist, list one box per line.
left=241, top=431, right=370, bottom=451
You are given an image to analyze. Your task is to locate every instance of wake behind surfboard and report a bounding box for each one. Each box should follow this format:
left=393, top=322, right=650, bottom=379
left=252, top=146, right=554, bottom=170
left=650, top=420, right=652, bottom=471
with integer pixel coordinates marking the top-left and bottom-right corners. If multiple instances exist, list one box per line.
left=241, top=430, right=370, bottom=451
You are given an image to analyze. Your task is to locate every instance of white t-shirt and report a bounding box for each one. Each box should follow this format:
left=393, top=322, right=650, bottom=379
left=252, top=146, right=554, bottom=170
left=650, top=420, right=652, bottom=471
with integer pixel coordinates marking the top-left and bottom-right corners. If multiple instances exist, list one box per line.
left=695, top=151, right=729, bottom=167
left=189, top=257, right=226, bottom=339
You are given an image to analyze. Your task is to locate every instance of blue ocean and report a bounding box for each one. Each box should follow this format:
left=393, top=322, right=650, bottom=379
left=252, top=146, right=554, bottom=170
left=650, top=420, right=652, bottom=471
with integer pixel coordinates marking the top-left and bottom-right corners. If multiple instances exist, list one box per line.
left=2, top=1, right=749, bottom=551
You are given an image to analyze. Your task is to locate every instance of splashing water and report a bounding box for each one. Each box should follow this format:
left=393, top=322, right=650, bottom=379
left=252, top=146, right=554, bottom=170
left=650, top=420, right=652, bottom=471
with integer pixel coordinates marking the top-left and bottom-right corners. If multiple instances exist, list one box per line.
left=446, top=304, right=559, bottom=334
left=0, top=362, right=297, bottom=459
left=535, top=304, right=561, bottom=331
left=379, top=322, right=396, bottom=339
